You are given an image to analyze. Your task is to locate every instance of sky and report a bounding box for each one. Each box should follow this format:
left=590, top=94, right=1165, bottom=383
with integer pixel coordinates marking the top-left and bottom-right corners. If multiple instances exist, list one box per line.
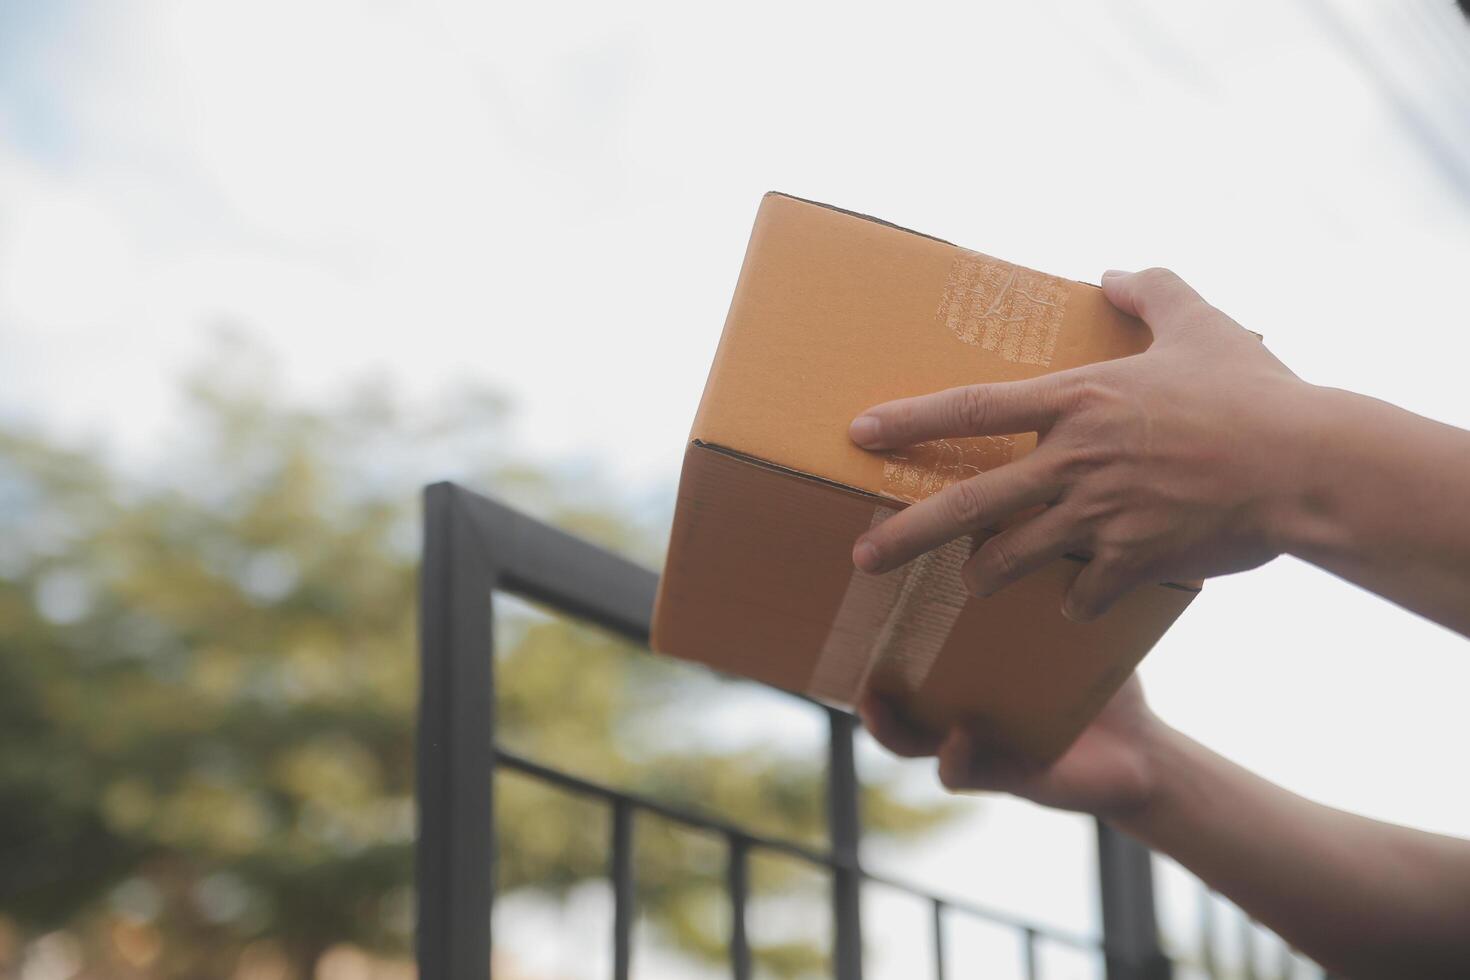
left=3, top=0, right=1470, bottom=976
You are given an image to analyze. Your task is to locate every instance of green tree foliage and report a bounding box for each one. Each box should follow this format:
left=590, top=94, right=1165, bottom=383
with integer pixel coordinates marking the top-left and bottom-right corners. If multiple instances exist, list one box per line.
left=0, top=336, right=954, bottom=978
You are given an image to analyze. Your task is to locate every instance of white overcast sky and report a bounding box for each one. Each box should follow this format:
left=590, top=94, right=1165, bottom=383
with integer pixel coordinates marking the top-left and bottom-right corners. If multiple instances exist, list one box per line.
left=3, top=0, right=1470, bottom=975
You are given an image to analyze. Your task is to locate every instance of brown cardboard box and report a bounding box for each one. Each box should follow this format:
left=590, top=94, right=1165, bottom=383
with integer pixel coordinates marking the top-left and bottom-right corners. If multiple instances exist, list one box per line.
left=651, top=193, right=1197, bottom=762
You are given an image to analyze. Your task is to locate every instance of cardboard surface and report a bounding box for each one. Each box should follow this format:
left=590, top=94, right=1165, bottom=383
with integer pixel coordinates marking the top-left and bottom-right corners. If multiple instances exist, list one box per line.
left=692, top=192, right=1153, bottom=504
left=652, top=193, right=1198, bottom=761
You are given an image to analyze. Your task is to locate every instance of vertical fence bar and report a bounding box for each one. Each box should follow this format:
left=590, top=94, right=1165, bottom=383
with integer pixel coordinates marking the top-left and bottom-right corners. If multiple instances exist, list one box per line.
left=1276, top=937, right=1295, bottom=980
left=1241, top=917, right=1258, bottom=980
left=1096, top=822, right=1170, bottom=980
left=827, top=709, right=863, bottom=980
left=728, top=834, right=752, bottom=980
left=1200, top=889, right=1218, bottom=978
left=417, top=484, right=495, bottom=980
left=612, top=799, right=635, bottom=980
left=1023, top=928, right=1039, bottom=980
left=930, top=899, right=946, bottom=980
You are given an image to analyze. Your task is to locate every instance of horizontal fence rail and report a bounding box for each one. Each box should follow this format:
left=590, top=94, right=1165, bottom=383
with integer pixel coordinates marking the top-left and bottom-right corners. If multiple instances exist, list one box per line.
left=416, top=482, right=1317, bottom=980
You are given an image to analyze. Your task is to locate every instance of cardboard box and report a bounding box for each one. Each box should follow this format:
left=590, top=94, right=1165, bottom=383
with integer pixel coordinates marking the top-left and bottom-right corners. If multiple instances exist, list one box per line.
left=651, top=193, right=1197, bottom=761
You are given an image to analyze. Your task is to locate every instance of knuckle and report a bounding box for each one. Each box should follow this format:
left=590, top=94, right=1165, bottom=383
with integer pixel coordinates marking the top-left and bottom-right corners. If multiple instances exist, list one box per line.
left=1056, top=372, right=1111, bottom=421
left=1074, top=375, right=1119, bottom=410
left=954, top=385, right=990, bottom=432
left=1030, top=448, right=1070, bottom=489
left=1092, top=541, right=1130, bottom=572
left=1051, top=369, right=1086, bottom=407
left=1069, top=378, right=1136, bottom=441
left=1056, top=436, right=1110, bottom=480
left=1047, top=440, right=1086, bottom=480
left=1137, top=266, right=1207, bottom=320
left=1137, top=266, right=1179, bottom=290
left=980, top=539, right=1021, bottom=583
left=1074, top=492, right=1116, bottom=526
left=945, top=479, right=988, bottom=527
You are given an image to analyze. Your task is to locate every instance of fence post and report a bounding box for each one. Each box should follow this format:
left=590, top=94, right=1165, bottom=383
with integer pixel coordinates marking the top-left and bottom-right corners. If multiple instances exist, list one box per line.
left=417, top=484, right=496, bottom=980
left=828, top=710, right=863, bottom=980
left=1096, top=822, right=1170, bottom=980
left=728, top=835, right=752, bottom=980
left=611, top=800, right=635, bottom=980
left=417, top=485, right=1206, bottom=980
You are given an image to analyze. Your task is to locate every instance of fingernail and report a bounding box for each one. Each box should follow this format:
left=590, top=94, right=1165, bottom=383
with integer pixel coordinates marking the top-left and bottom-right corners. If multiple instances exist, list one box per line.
left=1061, top=599, right=1094, bottom=623
left=1101, top=269, right=1131, bottom=280
left=849, top=415, right=881, bottom=448
left=853, top=539, right=881, bottom=572
left=960, top=568, right=991, bottom=598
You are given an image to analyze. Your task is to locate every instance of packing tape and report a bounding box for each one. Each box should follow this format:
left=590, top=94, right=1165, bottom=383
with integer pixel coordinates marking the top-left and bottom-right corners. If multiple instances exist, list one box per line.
left=806, top=251, right=1066, bottom=709
left=882, top=435, right=1017, bottom=503
left=937, top=249, right=1068, bottom=367
left=806, top=506, right=972, bottom=709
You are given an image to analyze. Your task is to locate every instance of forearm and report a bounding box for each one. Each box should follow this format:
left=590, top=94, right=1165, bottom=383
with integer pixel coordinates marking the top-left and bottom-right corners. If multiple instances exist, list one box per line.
left=1113, top=725, right=1470, bottom=978
left=1269, top=385, right=1470, bottom=637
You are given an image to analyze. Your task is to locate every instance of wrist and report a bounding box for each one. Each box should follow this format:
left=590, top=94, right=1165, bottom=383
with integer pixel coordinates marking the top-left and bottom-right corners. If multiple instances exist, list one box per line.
left=1104, top=719, right=1196, bottom=839
left=1254, top=382, right=1355, bottom=562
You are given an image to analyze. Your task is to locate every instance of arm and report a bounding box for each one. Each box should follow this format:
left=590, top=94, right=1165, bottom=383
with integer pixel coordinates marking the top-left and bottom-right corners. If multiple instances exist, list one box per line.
left=1266, top=385, right=1470, bottom=637
left=859, top=682, right=1470, bottom=979
left=846, top=268, right=1470, bottom=637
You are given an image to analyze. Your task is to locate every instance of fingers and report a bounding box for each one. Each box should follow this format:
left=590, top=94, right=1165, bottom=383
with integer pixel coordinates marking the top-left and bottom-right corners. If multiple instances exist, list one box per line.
left=936, top=728, right=1032, bottom=793
left=1062, top=553, right=1147, bottom=623
left=1099, top=268, right=1204, bottom=330
left=853, top=454, right=1061, bottom=573
left=857, top=693, right=943, bottom=758
left=961, top=504, right=1083, bottom=597
left=862, top=701, right=1038, bottom=795
left=849, top=374, right=1072, bottom=451
left=936, top=728, right=982, bottom=790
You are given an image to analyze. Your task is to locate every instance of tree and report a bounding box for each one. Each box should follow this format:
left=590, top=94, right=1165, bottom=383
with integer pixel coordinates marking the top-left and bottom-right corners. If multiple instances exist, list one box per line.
left=0, top=334, right=955, bottom=978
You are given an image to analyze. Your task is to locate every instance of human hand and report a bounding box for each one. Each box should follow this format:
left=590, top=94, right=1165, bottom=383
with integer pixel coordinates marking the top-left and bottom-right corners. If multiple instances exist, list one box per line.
left=849, top=268, right=1313, bottom=621
left=858, top=676, right=1170, bottom=818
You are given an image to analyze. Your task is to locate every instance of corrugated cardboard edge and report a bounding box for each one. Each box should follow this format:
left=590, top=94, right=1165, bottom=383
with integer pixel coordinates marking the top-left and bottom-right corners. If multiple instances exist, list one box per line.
left=767, top=192, right=1103, bottom=294
left=766, top=191, right=957, bottom=247
left=767, top=192, right=1264, bottom=345
left=694, top=441, right=1201, bottom=594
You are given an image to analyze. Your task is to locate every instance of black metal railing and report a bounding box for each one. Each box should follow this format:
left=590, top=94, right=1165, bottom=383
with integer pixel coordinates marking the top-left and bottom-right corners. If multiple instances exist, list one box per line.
left=415, top=481, right=1310, bottom=980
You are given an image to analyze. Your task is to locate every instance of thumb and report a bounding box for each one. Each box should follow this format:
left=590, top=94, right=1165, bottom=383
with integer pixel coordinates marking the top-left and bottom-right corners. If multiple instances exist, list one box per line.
left=1099, top=268, right=1204, bottom=334
left=1062, top=556, right=1141, bottom=624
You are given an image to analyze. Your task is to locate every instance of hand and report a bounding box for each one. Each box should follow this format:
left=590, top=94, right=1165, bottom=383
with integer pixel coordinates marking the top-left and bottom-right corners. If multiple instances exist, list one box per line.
left=858, top=676, right=1169, bottom=818
left=849, top=268, right=1313, bottom=621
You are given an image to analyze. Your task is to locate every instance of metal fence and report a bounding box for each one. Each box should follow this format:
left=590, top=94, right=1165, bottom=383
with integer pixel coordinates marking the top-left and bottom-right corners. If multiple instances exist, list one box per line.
left=414, top=481, right=1302, bottom=980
